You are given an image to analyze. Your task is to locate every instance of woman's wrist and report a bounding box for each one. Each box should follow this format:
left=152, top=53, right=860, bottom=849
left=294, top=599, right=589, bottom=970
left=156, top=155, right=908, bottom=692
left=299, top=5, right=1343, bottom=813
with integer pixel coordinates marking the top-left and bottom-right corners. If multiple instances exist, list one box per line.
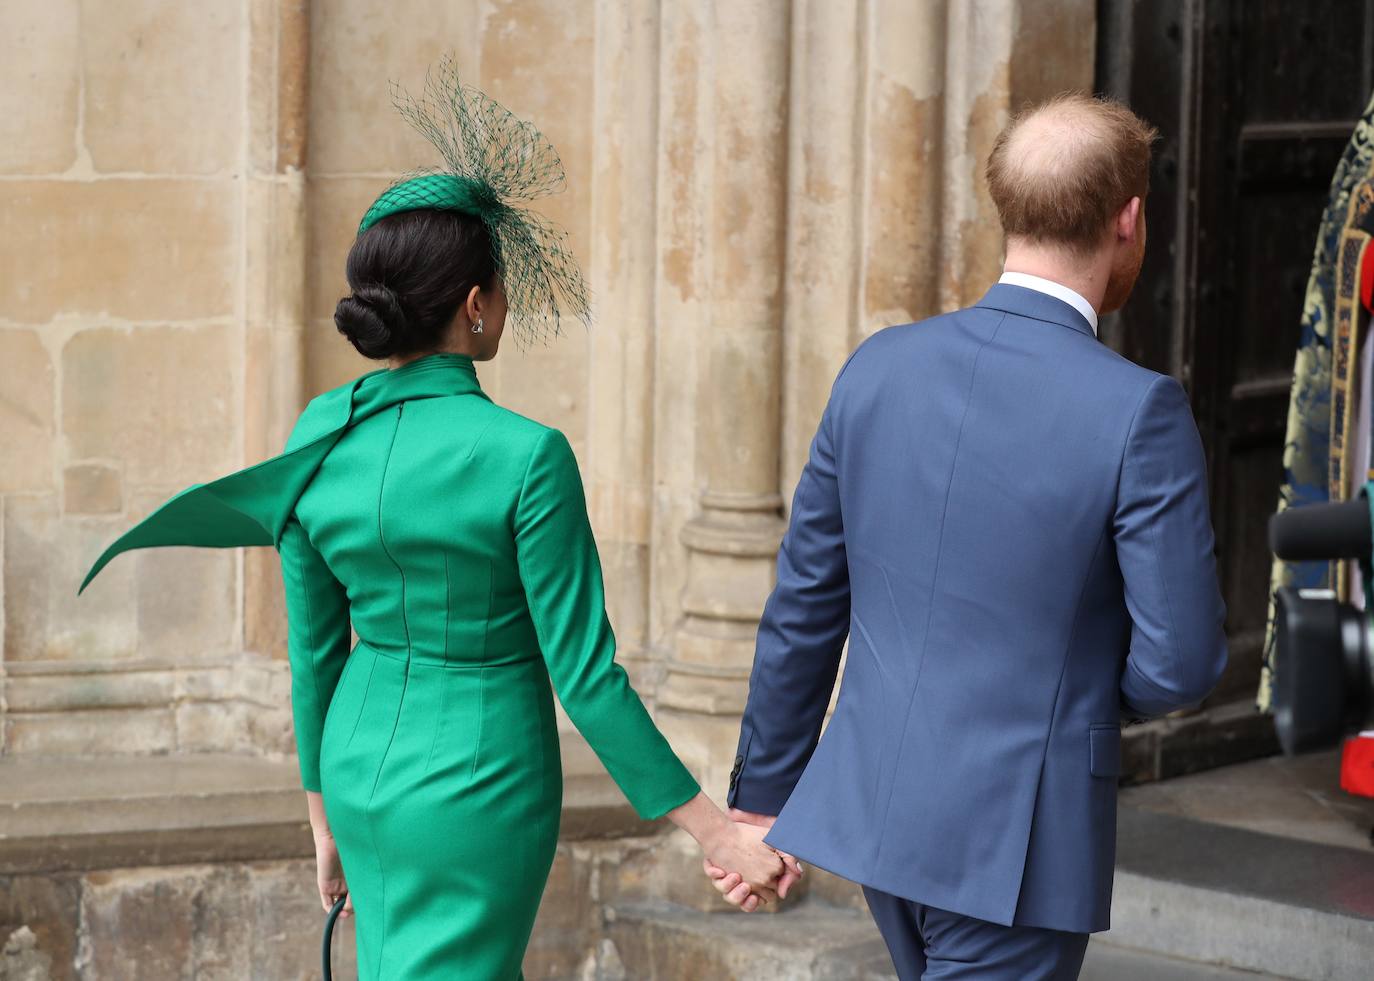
left=667, top=791, right=733, bottom=854
left=305, top=789, right=332, bottom=841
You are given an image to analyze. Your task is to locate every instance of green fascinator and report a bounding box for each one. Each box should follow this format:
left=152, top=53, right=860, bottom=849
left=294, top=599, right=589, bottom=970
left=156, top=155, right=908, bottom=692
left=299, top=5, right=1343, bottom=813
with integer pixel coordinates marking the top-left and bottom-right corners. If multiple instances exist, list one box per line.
left=358, top=57, right=590, bottom=348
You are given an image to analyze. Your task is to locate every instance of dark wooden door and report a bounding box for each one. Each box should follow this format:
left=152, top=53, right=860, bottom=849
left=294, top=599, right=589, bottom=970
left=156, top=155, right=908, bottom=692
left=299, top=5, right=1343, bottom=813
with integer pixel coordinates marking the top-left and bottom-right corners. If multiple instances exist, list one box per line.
left=1097, top=0, right=1374, bottom=701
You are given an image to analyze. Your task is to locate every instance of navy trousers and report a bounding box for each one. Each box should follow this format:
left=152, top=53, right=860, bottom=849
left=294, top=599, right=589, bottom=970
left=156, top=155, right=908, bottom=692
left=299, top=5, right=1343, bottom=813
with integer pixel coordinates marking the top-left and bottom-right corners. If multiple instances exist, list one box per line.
left=863, top=886, right=1090, bottom=980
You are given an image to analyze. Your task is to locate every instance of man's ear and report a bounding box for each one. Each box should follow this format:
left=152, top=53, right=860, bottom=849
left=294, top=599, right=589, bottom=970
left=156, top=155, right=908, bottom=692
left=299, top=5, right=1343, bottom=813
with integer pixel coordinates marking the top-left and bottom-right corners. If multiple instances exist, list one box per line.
left=1116, top=196, right=1142, bottom=242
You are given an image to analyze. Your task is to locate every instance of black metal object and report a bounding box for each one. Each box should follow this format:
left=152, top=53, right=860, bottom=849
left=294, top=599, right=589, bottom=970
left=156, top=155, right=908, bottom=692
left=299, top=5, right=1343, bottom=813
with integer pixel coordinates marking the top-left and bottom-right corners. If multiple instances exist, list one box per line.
left=323, top=895, right=346, bottom=981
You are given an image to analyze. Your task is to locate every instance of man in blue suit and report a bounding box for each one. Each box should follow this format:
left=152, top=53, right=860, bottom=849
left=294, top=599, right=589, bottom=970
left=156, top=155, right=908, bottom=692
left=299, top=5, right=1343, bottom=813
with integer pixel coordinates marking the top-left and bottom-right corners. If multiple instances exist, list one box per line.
left=706, top=94, right=1228, bottom=978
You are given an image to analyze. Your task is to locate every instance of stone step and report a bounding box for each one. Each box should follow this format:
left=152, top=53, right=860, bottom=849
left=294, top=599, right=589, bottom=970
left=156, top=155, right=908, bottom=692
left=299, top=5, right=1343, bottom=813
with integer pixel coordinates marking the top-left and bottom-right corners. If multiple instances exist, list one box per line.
left=603, top=897, right=1286, bottom=980
left=606, top=898, right=891, bottom=981
left=1102, top=806, right=1374, bottom=980
left=0, top=752, right=650, bottom=875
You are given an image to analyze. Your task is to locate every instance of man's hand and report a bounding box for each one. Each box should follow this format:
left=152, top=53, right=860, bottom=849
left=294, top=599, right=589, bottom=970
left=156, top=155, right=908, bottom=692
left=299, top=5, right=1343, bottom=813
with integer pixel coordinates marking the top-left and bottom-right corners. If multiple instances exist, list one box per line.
left=702, top=810, right=804, bottom=911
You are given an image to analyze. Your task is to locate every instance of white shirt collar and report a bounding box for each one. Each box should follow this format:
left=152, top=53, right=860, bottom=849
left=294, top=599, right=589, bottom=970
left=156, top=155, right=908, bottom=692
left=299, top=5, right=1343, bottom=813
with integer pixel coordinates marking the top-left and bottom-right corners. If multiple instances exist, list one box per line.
left=997, top=271, right=1099, bottom=336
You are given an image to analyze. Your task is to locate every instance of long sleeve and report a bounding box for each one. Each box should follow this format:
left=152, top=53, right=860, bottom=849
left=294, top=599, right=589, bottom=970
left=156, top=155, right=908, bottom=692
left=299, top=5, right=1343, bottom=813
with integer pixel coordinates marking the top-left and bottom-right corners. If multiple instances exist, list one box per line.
left=727, top=387, right=851, bottom=815
left=514, top=428, right=700, bottom=820
left=1114, top=375, right=1229, bottom=717
left=278, top=514, right=352, bottom=793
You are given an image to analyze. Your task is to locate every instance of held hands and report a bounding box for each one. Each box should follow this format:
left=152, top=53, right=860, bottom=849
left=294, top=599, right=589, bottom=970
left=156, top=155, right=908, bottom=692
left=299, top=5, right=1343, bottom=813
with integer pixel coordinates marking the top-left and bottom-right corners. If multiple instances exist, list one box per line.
left=666, top=792, right=801, bottom=912
left=702, top=809, right=804, bottom=913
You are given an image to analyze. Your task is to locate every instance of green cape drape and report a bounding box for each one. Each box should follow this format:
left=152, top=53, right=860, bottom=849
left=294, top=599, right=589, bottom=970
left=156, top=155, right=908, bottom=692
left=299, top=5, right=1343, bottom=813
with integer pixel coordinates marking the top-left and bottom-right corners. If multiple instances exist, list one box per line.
left=79, top=359, right=489, bottom=594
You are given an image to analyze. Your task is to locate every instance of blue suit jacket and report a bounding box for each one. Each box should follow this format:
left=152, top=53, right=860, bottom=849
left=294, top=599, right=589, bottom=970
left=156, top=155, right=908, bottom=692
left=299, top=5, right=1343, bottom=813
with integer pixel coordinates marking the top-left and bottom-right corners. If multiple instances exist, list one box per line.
left=728, top=284, right=1228, bottom=934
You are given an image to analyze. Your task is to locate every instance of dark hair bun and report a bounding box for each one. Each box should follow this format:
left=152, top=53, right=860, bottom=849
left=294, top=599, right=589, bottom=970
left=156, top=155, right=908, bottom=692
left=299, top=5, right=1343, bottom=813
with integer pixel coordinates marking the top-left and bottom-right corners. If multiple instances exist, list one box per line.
left=334, top=283, right=408, bottom=359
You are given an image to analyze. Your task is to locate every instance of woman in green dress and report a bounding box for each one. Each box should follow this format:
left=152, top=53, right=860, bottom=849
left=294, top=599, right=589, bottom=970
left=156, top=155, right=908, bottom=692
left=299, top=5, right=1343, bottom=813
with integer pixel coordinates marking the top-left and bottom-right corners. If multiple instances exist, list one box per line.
left=79, top=64, right=793, bottom=979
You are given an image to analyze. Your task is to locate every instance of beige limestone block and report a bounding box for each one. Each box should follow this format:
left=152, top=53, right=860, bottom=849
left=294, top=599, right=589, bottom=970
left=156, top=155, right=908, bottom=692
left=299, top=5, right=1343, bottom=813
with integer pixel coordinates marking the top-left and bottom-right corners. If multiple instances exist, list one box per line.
left=494, top=342, right=587, bottom=441
left=5, top=706, right=176, bottom=754
left=133, top=541, right=237, bottom=661
left=77, top=862, right=346, bottom=979
left=0, top=329, right=56, bottom=493
left=247, top=0, right=312, bottom=176
left=306, top=176, right=388, bottom=321
left=0, top=180, right=236, bottom=323
left=80, top=0, right=242, bottom=174
left=175, top=701, right=261, bottom=754
left=246, top=177, right=309, bottom=330
left=244, top=321, right=305, bottom=464
left=4, top=666, right=176, bottom=712
left=62, top=324, right=235, bottom=487
left=245, top=544, right=288, bottom=660
left=308, top=0, right=482, bottom=175
left=305, top=318, right=371, bottom=397
left=63, top=463, right=122, bottom=514
left=0, top=0, right=80, bottom=174
left=480, top=0, right=595, bottom=263
left=3, top=494, right=138, bottom=661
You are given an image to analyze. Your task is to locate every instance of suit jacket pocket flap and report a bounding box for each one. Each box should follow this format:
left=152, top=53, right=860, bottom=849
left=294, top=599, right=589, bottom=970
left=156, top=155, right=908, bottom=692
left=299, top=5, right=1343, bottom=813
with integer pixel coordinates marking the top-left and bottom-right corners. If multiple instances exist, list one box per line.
left=1089, top=724, right=1121, bottom=778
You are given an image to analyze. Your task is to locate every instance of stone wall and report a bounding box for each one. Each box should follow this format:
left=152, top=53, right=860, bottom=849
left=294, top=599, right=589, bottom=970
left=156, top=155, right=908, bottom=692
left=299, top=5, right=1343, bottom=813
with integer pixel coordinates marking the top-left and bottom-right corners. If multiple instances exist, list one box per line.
left=0, top=0, right=302, bottom=759
left=1, top=0, right=1096, bottom=785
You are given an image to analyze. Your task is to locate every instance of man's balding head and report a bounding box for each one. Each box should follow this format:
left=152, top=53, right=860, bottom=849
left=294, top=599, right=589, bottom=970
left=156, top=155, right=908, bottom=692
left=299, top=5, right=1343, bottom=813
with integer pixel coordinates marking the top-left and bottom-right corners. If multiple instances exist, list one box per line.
left=986, top=94, right=1158, bottom=256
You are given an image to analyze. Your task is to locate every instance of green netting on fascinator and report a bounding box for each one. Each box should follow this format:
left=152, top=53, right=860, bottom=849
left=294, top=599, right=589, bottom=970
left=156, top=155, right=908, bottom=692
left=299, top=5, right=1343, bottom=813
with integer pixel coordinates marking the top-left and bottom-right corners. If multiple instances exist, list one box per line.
left=359, top=56, right=590, bottom=348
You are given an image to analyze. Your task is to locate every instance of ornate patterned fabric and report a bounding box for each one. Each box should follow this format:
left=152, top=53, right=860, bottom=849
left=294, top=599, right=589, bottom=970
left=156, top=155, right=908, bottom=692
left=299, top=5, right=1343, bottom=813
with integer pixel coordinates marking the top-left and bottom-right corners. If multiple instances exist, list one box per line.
left=1261, top=90, right=1374, bottom=709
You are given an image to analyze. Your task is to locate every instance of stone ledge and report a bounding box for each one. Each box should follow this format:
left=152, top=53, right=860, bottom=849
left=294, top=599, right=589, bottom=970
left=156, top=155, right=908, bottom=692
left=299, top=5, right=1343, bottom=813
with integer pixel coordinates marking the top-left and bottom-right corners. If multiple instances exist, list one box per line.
left=1122, top=698, right=1279, bottom=784
left=0, top=753, right=660, bottom=876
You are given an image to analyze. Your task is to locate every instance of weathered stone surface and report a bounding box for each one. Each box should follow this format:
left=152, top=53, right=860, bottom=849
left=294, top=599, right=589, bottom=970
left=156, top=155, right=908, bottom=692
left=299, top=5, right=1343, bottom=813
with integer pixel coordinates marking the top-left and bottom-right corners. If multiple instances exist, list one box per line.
left=307, top=1, right=481, bottom=174
left=0, top=330, right=56, bottom=493
left=133, top=542, right=236, bottom=661
left=80, top=1, right=242, bottom=175
left=0, top=181, right=236, bottom=323
left=76, top=860, right=350, bottom=981
left=0, top=0, right=80, bottom=175
left=0, top=876, right=80, bottom=981
left=5, top=708, right=175, bottom=756
left=1, top=925, right=55, bottom=981
left=3, top=668, right=176, bottom=713
left=304, top=176, right=388, bottom=323
left=3, top=495, right=137, bottom=662
left=62, top=327, right=235, bottom=487
left=61, top=465, right=121, bottom=516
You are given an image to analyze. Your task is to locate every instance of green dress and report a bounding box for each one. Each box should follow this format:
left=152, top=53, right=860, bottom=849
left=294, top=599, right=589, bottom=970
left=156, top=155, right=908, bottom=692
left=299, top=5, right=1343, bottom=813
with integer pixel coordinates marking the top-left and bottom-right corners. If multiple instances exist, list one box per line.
left=81, top=352, right=700, bottom=979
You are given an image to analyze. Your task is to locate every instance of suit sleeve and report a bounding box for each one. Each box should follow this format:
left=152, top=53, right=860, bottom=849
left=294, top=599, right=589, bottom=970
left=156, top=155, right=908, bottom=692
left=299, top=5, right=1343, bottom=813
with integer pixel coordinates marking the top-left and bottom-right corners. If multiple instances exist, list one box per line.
left=727, top=381, right=851, bottom=815
left=278, top=515, right=352, bottom=793
left=1114, top=375, right=1228, bottom=718
left=514, top=428, right=700, bottom=820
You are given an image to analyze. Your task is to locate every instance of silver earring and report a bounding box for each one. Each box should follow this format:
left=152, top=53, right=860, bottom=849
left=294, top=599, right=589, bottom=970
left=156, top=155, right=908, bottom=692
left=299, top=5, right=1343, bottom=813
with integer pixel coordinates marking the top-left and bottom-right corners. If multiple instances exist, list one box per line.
left=472, top=318, right=484, bottom=334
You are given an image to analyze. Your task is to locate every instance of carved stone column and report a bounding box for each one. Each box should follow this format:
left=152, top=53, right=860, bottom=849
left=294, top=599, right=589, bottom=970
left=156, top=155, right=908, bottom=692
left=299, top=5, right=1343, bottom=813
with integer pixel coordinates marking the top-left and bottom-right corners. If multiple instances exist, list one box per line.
left=243, top=0, right=310, bottom=674
left=655, top=0, right=792, bottom=797
left=586, top=0, right=661, bottom=693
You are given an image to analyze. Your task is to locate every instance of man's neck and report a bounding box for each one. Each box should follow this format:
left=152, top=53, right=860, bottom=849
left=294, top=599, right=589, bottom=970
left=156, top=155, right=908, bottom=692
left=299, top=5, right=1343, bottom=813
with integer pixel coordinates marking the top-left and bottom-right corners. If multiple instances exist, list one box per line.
left=1001, top=243, right=1111, bottom=314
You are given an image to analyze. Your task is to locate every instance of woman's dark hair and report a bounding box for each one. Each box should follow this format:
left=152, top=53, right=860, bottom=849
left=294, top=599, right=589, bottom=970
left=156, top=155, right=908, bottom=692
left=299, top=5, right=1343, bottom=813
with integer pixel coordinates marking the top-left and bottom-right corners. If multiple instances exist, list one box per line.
left=333, top=209, right=498, bottom=360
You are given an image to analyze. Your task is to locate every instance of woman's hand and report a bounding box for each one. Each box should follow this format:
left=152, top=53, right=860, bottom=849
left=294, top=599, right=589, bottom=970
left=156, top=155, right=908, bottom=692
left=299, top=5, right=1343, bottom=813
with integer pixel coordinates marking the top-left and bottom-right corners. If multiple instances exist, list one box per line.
left=701, top=820, right=785, bottom=899
left=307, top=793, right=350, bottom=917
left=314, top=830, right=352, bottom=917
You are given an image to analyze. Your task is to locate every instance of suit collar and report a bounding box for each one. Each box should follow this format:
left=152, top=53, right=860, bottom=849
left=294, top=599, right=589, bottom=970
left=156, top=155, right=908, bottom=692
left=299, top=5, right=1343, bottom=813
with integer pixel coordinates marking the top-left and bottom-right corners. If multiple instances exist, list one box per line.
left=975, top=283, right=1098, bottom=340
